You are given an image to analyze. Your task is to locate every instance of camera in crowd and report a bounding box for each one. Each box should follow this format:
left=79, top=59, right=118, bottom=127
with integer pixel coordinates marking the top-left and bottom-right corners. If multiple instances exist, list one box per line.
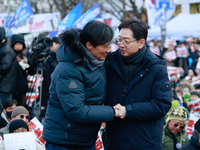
left=30, top=33, right=53, bottom=67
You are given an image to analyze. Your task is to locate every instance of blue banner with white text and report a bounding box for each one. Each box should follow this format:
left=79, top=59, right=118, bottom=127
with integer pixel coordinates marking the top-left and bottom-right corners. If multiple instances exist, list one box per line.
left=57, top=1, right=82, bottom=32
left=10, top=0, right=33, bottom=27
left=72, top=2, right=101, bottom=29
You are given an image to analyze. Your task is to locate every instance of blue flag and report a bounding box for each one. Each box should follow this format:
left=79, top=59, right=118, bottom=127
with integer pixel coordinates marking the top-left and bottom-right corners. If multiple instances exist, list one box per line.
left=57, top=1, right=82, bottom=32
left=10, top=0, right=33, bottom=27
left=72, top=2, right=101, bottom=29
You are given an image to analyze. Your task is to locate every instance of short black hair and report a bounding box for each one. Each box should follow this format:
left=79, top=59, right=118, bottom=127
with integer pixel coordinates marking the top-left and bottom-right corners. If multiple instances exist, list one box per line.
left=52, top=37, right=60, bottom=44
left=118, top=18, right=148, bottom=41
left=80, top=20, right=114, bottom=47
left=3, top=99, right=18, bottom=109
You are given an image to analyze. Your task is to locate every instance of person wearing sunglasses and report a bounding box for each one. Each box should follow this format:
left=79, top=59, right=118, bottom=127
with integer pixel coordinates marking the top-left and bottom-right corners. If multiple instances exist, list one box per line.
left=162, top=107, right=189, bottom=150
left=0, top=106, right=29, bottom=137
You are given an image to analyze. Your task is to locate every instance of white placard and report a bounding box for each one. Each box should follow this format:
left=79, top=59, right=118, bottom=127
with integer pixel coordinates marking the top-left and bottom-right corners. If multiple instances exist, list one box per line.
left=164, top=51, right=177, bottom=60
left=185, top=111, right=200, bottom=139
left=167, top=66, right=180, bottom=76
left=150, top=47, right=160, bottom=55
left=4, top=132, right=36, bottom=150
left=196, top=58, right=200, bottom=69
left=96, top=130, right=104, bottom=150
left=176, top=47, right=188, bottom=58
left=28, top=117, right=46, bottom=147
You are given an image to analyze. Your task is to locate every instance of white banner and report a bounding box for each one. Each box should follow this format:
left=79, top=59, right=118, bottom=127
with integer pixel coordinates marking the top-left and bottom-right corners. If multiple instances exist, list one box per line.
left=188, top=98, right=200, bottom=112
left=176, top=47, right=188, bottom=58
left=150, top=47, right=160, bottom=55
left=28, top=117, right=46, bottom=147
left=185, top=111, right=200, bottom=139
left=4, top=132, right=36, bottom=150
left=96, top=130, right=104, bottom=150
left=164, top=51, right=177, bottom=60
left=167, top=66, right=180, bottom=76
left=12, top=12, right=60, bottom=34
left=196, top=58, right=200, bottom=69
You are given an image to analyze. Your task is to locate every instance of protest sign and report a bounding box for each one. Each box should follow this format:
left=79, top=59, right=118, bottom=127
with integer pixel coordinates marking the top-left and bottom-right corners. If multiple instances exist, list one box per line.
left=96, top=130, right=104, bottom=150
left=4, top=132, right=36, bottom=150
left=164, top=51, right=177, bottom=60
left=167, top=66, right=180, bottom=76
left=150, top=47, right=160, bottom=55
left=28, top=117, right=46, bottom=147
left=185, top=111, right=200, bottom=139
left=176, top=47, right=188, bottom=58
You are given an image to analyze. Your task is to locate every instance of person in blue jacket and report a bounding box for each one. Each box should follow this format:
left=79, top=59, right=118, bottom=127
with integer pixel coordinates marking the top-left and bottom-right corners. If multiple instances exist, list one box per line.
left=105, top=18, right=172, bottom=150
left=43, top=21, right=117, bottom=150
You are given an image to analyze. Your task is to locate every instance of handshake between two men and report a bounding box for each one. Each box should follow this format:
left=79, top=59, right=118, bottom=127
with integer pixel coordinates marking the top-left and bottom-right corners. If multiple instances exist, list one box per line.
left=113, top=104, right=126, bottom=119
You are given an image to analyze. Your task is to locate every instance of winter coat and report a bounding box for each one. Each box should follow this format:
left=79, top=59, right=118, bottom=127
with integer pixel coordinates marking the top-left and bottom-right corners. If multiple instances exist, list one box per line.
left=180, top=130, right=200, bottom=150
left=162, top=125, right=189, bottom=150
left=0, top=40, right=17, bottom=93
left=105, top=46, right=172, bottom=150
left=41, top=51, right=58, bottom=109
left=43, top=29, right=114, bottom=147
left=0, top=112, right=9, bottom=128
left=11, top=34, right=36, bottom=94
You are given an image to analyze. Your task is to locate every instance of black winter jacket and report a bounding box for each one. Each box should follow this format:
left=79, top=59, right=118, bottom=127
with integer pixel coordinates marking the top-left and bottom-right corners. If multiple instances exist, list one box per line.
left=0, top=41, right=17, bottom=93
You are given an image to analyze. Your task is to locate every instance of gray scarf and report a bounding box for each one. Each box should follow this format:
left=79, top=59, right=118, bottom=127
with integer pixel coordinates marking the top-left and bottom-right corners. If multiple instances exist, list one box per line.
left=84, top=48, right=105, bottom=67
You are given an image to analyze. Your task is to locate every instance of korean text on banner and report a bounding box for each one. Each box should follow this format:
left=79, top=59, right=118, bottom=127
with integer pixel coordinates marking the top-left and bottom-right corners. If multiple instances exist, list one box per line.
left=185, top=111, right=200, bottom=139
left=150, top=47, right=160, bottom=55
left=11, top=0, right=33, bottom=27
left=176, top=47, right=188, bottom=58
left=4, top=132, right=36, bottom=150
left=165, top=51, right=177, bottom=60
left=72, top=2, right=101, bottom=29
left=96, top=130, right=104, bottom=150
left=167, top=66, right=180, bottom=76
left=28, top=117, right=46, bottom=147
left=57, top=2, right=82, bottom=32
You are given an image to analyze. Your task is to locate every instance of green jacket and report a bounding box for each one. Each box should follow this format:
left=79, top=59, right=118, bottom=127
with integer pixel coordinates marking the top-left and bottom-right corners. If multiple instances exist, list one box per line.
left=162, top=125, right=189, bottom=150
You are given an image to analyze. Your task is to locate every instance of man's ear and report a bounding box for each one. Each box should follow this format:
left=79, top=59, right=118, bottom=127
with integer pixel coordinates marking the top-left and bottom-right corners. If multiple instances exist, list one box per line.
left=138, top=39, right=146, bottom=49
left=3, top=109, right=6, bottom=115
left=86, top=42, right=94, bottom=52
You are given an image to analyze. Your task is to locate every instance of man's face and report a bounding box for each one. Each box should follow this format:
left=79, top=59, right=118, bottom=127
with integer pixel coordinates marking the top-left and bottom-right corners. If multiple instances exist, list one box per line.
left=190, top=95, right=199, bottom=101
left=118, top=28, right=145, bottom=57
left=13, top=113, right=29, bottom=124
left=13, top=127, right=28, bottom=133
left=3, top=104, right=17, bottom=118
left=50, top=42, right=60, bottom=52
left=14, top=42, right=23, bottom=51
left=87, top=43, right=111, bottom=61
left=168, top=119, right=185, bottom=134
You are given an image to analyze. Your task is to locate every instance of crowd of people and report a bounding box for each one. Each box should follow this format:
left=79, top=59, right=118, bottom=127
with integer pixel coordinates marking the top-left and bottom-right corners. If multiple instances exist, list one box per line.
left=1, top=18, right=200, bottom=150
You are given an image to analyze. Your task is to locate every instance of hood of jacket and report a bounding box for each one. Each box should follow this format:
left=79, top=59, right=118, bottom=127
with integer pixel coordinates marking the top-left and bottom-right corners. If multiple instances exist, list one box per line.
left=56, top=28, right=95, bottom=66
left=11, top=34, right=26, bottom=50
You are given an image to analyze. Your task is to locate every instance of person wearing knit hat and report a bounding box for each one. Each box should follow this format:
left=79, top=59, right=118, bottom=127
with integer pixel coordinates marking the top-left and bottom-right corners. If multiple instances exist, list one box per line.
left=0, top=106, right=29, bottom=136
left=11, top=106, right=29, bottom=123
left=9, top=119, right=29, bottom=133
left=190, top=90, right=200, bottom=101
left=162, top=107, right=189, bottom=150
